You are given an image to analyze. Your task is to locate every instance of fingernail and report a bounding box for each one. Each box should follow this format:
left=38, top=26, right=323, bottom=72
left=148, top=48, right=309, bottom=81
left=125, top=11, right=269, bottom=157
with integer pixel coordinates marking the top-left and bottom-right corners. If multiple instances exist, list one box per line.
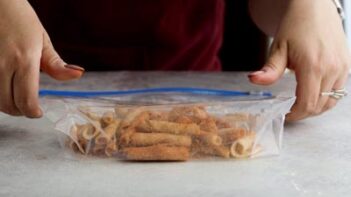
left=64, top=64, right=85, bottom=72
left=248, top=70, right=265, bottom=77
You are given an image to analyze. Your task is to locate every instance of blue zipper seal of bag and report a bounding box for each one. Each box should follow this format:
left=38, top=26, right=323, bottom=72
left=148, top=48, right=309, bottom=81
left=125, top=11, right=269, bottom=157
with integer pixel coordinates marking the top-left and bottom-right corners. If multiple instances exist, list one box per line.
left=39, top=87, right=272, bottom=98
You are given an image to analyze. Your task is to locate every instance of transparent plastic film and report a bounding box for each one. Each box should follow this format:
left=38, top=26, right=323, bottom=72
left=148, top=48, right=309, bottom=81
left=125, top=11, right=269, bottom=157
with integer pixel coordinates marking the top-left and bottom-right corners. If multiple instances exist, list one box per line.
left=41, top=88, right=295, bottom=161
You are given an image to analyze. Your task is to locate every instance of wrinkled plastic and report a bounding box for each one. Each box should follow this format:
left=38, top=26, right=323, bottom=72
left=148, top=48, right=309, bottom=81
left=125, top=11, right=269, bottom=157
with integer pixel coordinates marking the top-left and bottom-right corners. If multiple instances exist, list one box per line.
left=42, top=90, right=295, bottom=161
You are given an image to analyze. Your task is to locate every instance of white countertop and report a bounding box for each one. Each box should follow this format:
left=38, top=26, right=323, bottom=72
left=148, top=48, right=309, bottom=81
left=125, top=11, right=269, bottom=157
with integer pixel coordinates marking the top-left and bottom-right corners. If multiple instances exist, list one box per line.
left=1, top=72, right=350, bottom=197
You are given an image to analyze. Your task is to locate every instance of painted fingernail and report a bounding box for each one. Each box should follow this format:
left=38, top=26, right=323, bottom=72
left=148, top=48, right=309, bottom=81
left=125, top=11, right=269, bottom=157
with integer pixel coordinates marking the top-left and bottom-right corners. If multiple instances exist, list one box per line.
left=64, top=64, right=85, bottom=72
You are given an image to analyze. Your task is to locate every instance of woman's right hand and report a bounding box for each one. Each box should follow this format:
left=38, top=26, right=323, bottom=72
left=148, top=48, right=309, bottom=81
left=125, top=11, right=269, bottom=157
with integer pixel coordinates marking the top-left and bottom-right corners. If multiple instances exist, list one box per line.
left=0, top=0, right=84, bottom=118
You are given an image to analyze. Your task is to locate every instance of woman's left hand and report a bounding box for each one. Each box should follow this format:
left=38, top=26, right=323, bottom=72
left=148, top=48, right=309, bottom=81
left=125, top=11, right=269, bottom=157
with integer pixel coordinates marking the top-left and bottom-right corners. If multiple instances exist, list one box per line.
left=249, top=0, right=350, bottom=121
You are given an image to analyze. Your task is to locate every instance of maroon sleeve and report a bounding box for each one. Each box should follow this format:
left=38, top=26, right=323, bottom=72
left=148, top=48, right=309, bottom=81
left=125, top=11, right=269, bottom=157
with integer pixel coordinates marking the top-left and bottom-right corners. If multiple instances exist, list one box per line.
left=30, top=0, right=224, bottom=71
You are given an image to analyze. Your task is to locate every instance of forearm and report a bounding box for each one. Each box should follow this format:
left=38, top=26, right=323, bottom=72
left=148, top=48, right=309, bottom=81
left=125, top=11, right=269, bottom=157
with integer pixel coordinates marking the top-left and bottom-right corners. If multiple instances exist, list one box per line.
left=248, top=0, right=340, bottom=37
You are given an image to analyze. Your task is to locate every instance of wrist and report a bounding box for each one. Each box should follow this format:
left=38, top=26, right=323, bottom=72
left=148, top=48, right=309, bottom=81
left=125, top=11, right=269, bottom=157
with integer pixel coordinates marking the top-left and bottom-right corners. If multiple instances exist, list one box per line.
left=287, top=0, right=341, bottom=19
left=281, top=0, right=344, bottom=32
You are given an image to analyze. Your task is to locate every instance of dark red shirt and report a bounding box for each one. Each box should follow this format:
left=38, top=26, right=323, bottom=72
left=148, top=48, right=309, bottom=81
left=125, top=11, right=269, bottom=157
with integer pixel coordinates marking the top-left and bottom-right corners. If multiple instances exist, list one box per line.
left=30, top=0, right=225, bottom=71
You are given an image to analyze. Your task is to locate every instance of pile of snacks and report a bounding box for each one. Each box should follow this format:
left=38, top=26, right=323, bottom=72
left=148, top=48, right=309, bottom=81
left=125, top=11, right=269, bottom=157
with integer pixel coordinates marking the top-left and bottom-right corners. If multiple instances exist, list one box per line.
left=67, top=105, right=261, bottom=161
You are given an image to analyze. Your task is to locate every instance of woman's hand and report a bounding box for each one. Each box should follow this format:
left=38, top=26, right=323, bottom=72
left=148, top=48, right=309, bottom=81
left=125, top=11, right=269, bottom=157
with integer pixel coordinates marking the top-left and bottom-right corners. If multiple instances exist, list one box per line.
left=249, top=0, right=350, bottom=121
left=0, top=0, right=84, bottom=118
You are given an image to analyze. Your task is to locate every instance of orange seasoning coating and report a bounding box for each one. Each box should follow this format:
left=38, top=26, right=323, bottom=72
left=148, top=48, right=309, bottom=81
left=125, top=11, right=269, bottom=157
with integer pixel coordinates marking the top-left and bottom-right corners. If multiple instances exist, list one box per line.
left=123, top=144, right=190, bottom=161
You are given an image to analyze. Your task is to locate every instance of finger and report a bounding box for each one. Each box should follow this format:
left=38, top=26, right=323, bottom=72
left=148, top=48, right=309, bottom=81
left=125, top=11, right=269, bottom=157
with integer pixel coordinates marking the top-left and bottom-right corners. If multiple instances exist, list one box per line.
left=286, top=66, right=322, bottom=122
left=322, top=68, right=349, bottom=112
left=317, top=71, right=339, bottom=114
left=40, top=32, right=84, bottom=81
left=0, top=67, right=22, bottom=116
left=13, top=58, right=42, bottom=118
left=249, top=41, right=288, bottom=85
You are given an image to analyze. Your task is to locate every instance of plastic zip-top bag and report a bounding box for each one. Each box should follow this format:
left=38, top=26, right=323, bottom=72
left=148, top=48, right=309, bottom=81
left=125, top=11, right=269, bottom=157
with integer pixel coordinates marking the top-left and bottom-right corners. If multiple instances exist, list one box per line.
left=41, top=87, right=295, bottom=161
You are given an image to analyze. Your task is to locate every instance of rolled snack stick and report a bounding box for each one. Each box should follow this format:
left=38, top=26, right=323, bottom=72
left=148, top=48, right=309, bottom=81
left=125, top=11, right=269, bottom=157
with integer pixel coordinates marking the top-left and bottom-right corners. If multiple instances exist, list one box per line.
left=105, top=140, right=118, bottom=157
left=230, top=134, right=256, bottom=158
left=129, top=132, right=192, bottom=147
left=123, top=144, right=190, bottom=161
left=218, top=128, right=255, bottom=145
left=95, top=120, right=120, bottom=145
left=137, top=120, right=201, bottom=136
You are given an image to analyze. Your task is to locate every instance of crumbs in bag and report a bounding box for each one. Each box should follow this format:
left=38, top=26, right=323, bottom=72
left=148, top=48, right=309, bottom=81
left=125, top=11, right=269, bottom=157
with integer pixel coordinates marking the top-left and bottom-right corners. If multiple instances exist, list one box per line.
left=66, top=105, right=261, bottom=161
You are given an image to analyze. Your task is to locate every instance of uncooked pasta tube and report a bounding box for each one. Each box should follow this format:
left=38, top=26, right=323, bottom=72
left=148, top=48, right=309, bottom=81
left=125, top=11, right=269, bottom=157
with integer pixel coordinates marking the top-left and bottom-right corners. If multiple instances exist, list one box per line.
left=192, top=143, right=230, bottom=158
left=137, top=120, right=201, bottom=136
left=78, top=107, right=101, bottom=121
left=199, top=117, right=218, bottom=133
left=68, top=139, right=85, bottom=154
left=119, top=127, right=136, bottom=147
left=215, top=118, right=231, bottom=129
left=230, top=134, right=256, bottom=158
left=193, top=132, right=229, bottom=158
left=80, top=124, right=99, bottom=141
left=69, top=125, right=86, bottom=154
left=218, top=128, right=254, bottom=145
left=62, top=101, right=280, bottom=161
left=91, top=144, right=106, bottom=155
left=95, top=120, right=120, bottom=145
left=213, top=145, right=230, bottom=158
left=119, top=111, right=151, bottom=146
left=101, top=111, right=116, bottom=127
left=196, top=132, right=222, bottom=146
left=168, top=106, right=208, bottom=123
left=118, top=110, right=150, bottom=136
left=149, top=111, right=169, bottom=121
left=120, top=107, right=148, bottom=127
left=173, top=116, right=194, bottom=124
left=105, top=141, right=118, bottom=157
left=129, top=132, right=192, bottom=147
left=123, top=144, right=190, bottom=161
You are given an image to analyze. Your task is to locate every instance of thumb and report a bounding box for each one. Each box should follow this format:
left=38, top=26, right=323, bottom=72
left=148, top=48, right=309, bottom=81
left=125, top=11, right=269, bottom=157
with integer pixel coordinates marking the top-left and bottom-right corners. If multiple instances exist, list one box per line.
left=40, top=32, right=84, bottom=81
left=248, top=41, right=288, bottom=85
